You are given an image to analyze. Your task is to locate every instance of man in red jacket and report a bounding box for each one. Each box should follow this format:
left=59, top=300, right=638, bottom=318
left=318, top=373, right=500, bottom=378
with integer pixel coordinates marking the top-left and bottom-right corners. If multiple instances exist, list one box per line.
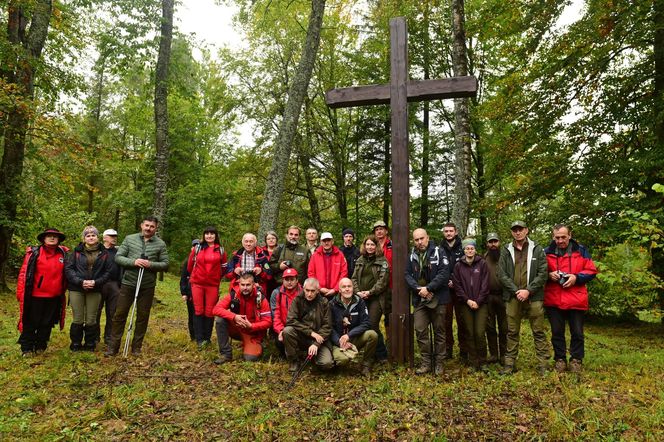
left=213, top=272, right=272, bottom=364
left=308, top=232, right=348, bottom=299
left=271, top=267, right=302, bottom=356
left=544, top=224, right=597, bottom=373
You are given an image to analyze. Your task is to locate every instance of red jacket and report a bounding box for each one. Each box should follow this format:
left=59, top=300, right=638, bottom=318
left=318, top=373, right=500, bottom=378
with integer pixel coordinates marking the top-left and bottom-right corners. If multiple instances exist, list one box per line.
left=380, top=237, right=393, bottom=289
left=544, top=240, right=597, bottom=310
left=16, top=245, right=69, bottom=332
left=308, top=245, right=348, bottom=293
left=187, top=243, right=227, bottom=287
left=212, top=286, right=272, bottom=334
left=225, top=246, right=272, bottom=293
left=272, top=284, right=301, bottom=334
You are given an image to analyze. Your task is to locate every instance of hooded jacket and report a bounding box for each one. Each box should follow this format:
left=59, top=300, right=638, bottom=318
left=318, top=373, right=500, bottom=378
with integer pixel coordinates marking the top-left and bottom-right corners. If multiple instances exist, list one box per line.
left=329, top=294, right=371, bottom=346
left=405, top=241, right=451, bottom=307
left=187, top=243, right=227, bottom=287
left=498, top=238, right=548, bottom=302
left=286, top=292, right=332, bottom=346
left=65, top=243, right=113, bottom=292
left=271, top=284, right=302, bottom=334
left=543, top=239, right=597, bottom=310
left=307, top=245, right=348, bottom=293
left=213, top=285, right=272, bottom=334
left=452, top=255, right=490, bottom=305
left=351, top=254, right=390, bottom=297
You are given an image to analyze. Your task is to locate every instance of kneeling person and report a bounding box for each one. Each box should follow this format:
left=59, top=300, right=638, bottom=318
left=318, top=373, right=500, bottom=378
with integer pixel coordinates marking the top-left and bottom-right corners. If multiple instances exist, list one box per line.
left=330, top=278, right=377, bottom=375
left=213, top=272, right=272, bottom=364
left=283, top=278, right=334, bottom=372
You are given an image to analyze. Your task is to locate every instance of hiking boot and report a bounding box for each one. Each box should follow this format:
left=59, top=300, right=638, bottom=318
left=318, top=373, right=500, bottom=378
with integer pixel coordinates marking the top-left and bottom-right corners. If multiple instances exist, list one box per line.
left=500, top=365, right=515, bottom=375
left=214, top=356, right=232, bottom=365
left=415, top=361, right=432, bottom=375
left=131, top=347, right=142, bottom=356
left=104, top=348, right=118, bottom=357
left=361, top=365, right=372, bottom=377
left=569, top=359, right=583, bottom=373
left=554, top=359, right=567, bottom=373
left=434, top=360, right=445, bottom=376
left=22, top=350, right=34, bottom=357
left=288, top=361, right=299, bottom=373
left=70, top=343, right=82, bottom=352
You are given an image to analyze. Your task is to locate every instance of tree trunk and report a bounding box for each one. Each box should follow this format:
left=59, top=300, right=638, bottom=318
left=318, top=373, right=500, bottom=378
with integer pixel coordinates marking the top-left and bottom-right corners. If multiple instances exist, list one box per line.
left=0, top=0, right=53, bottom=292
left=87, top=53, right=107, bottom=214
left=450, top=0, right=472, bottom=236
left=153, top=0, right=174, bottom=226
left=258, top=0, right=326, bottom=241
left=653, top=0, right=664, bottom=322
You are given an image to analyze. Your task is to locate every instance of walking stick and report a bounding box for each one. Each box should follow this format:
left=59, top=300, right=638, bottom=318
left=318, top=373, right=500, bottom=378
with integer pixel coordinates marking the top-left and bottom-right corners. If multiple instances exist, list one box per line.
left=123, top=265, right=146, bottom=358
left=429, top=322, right=435, bottom=373
left=287, top=353, right=313, bottom=390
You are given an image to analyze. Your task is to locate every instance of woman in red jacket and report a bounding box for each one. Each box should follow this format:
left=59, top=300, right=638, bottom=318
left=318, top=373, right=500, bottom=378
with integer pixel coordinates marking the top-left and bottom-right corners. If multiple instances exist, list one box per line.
left=187, top=226, right=227, bottom=348
left=16, top=228, right=69, bottom=356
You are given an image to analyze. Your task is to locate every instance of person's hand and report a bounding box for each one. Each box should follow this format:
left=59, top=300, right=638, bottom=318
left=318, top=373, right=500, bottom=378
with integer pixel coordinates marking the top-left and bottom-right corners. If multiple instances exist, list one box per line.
left=326, top=290, right=336, bottom=297
left=280, top=261, right=288, bottom=270
left=562, top=274, right=577, bottom=288
left=358, top=291, right=369, bottom=299
left=339, top=334, right=349, bottom=347
left=448, top=280, right=454, bottom=288
left=135, top=258, right=150, bottom=268
left=253, top=266, right=262, bottom=276
left=418, top=287, right=431, bottom=299
left=82, top=280, right=95, bottom=290
left=234, top=267, right=243, bottom=276
left=308, top=344, right=319, bottom=356
left=234, top=315, right=252, bottom=329
left=467, top=299, right=478, bottom=310
left=311, top=332, right=324, bottom=345
left=516, top=289, right=530, bottom=302
left=549, top=271, right=560, bottom=281
left=181, top=295, right=188, bottom=301
left=278, top=331, right=284, bottom=342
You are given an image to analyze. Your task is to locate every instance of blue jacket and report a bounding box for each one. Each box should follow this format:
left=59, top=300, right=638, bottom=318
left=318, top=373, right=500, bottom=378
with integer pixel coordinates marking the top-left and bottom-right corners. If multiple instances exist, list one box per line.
left=405, top=241, right=451, bottom=306
left=329, top=294, right=371, bottom=346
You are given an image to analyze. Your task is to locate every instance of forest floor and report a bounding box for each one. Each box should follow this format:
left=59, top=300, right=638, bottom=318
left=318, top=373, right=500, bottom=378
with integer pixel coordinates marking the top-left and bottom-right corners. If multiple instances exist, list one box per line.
left=1, top=274, right=663, bottom=441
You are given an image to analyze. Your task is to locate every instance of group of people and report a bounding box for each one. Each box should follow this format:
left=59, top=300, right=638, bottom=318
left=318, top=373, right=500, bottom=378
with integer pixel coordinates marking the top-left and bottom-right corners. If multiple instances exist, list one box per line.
left=16, top=217, right=597, bottom=378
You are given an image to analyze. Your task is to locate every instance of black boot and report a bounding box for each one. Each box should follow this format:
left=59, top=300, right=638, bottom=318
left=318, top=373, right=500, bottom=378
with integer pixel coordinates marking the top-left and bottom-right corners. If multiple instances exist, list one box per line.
left=193, top=315, right=205, bottom=346
left=204, top=317, right=215, bottom=343
left=84, top=324, right=99, bottom=351
left=69, top=323, right=84, bottom=351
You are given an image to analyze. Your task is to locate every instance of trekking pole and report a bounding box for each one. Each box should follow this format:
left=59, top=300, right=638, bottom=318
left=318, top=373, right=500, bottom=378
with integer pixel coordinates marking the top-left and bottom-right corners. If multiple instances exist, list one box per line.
left=429, top=322, right=435, bottom=373
left=123, top=256, right=147, bottom=357
left=287, top=353, right=313, bottom=390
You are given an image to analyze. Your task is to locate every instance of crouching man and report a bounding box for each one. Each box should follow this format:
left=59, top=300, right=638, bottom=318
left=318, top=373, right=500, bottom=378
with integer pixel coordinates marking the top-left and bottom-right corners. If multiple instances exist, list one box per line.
left=330, top=278, right=377, bottom=376
left=282, top=278, right=334, bottom=372
left=213, top=272, right=272, bottom=364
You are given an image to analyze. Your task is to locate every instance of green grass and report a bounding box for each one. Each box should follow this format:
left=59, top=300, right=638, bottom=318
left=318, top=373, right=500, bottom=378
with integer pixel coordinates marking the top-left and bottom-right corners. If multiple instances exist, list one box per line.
left=1, top=274, right=663, bottom=440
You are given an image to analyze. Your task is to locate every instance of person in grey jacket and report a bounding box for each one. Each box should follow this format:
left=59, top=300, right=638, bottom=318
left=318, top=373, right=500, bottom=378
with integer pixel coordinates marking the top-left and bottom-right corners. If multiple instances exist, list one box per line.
left=105, top=216, right=169, bottom=356
left=498, top=220, right=549, bottom=375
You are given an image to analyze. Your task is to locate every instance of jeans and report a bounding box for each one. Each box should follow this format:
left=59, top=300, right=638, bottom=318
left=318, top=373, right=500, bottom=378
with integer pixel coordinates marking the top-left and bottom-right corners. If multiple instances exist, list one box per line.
left=546, top=307, right=584, bottom=361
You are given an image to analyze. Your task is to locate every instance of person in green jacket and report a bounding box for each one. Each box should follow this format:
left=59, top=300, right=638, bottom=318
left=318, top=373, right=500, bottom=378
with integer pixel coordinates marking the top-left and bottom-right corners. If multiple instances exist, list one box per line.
left=498, top=220, right=549, bottom=375
left=105, top=216, right=169, bottom=356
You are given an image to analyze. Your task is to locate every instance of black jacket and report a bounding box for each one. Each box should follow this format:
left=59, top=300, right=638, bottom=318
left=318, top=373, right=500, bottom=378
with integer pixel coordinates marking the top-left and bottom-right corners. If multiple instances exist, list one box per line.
left=329, top=294, right=371, bottom=346
left=405, top=241, right=451, bottom=306
left=341, top=245, right=361, bottom=279
left=65, top=243, right=113, bottom=292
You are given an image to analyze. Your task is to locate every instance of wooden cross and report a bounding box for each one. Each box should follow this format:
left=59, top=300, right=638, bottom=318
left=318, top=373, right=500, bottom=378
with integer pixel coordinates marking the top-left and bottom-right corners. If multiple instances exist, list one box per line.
left=325, top=17, right=477, bottom=366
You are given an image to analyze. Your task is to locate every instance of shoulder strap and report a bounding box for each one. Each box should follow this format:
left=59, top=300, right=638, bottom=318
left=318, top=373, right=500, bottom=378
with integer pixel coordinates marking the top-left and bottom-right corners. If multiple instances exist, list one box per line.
left=192, top=244, right=202, bottom=268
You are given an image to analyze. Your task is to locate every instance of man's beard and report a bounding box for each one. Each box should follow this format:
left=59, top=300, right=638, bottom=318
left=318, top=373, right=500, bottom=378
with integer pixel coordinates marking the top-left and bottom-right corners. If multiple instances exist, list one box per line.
left=288, top=239, right=298, bottom=245
left=486, top=248, right=500, bottom=261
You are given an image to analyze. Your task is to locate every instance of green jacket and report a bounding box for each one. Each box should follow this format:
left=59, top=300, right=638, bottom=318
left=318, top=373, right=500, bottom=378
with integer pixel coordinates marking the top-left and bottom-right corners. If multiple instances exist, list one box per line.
left=351, top=254, right=389, bottom=297
left=498, top=238, right=548, bottom=302
left=268, top=242, right=310, bottom=285
left=285, top=292, right=332, bottom=346
left=115, top=233, right=169, bottom=288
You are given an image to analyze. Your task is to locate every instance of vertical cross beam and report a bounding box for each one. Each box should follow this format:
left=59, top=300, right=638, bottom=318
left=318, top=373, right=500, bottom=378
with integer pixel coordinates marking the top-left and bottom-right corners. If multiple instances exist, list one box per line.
left=388, top=17, right=414, bottom=366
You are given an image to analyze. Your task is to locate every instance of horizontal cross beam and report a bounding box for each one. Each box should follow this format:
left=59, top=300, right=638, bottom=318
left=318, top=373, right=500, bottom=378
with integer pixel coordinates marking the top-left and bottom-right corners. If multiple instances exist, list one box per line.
left=325, top=76, right=477, bottom=109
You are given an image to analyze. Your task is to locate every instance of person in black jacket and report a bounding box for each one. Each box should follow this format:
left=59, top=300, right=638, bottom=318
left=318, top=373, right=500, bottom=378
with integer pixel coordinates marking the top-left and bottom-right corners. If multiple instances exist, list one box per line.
left=340, top=228, right=361, bottom=278
left=330, top=278, right=377, bottom=375
left=65, top=226, right=112, bottom=351
left=179, top=239, right=199, bottom=341
left=406, top=228, right=451, bottom=375
left=96, top=229, right=121, bottom=345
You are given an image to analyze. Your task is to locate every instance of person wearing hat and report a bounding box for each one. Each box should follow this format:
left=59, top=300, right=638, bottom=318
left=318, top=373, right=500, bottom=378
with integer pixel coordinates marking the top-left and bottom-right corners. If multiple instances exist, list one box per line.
left=372, top=220, right=393, bottom=360
left=96, top=228, right=122, bottom=346
left=271, top=267, right=302, bottom=356
left=340, top=228, right=360, bottom=278
left=484, top=232, right=507, bottom=364
left=452, top=238, right=490, bottom=372
left=498, top=220, right=549, bottom=375
left=106, top=215, right=169, bottom=356
left=268, top=225, right=310, bottom=286
left=307, top=232, right=348, bottom=298
left=65, top=226, right=113, bottom=351
left=330, top=278, right=377, bottom=375
left=405, top=228, right=451, bottom=375
left=16, top=228, right=69, bottom=356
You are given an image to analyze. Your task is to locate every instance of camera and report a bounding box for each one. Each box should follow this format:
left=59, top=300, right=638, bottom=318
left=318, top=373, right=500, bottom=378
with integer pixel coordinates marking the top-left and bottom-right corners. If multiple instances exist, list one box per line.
left=230, top=297, right=241, bottom=314
left=558, top=271, right=570, bottom=286
left=283, top=260, right=293, bottom=268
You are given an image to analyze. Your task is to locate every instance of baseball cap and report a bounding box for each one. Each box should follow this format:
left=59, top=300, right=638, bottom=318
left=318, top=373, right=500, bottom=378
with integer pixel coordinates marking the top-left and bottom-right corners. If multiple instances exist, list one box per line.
left=320, top=232, right=333, bottom=241
left=103, top=229, right=118, bottom=236
left=283, top=268, right=298, bottom=278
left=486, top=232, right=499, bottom=241
left=510, top=220, right=527, bottom=230
left=372, top=220, right=388, bottom=230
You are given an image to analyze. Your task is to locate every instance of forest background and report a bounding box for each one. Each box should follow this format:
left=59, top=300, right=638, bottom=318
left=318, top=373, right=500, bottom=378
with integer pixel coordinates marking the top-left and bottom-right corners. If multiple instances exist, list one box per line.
left=1, top=0, right=663, bottom=322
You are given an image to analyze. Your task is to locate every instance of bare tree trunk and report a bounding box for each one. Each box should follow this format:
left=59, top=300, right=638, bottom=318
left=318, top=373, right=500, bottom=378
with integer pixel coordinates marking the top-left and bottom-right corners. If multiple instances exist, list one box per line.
left=0, top=0, right=52, bottom=292
left=258, top=0, right=326, bottom=241
left=87, top=54, right=107, bottom=214
left=450, top=0, right=472, bottom=236
left=153, top=0, right=174, bottom=225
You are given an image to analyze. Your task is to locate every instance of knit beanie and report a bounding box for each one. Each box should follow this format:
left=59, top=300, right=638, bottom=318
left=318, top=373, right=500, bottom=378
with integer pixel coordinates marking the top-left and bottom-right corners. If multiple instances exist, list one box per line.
left=82, top=225, right=99, bottom=240
left=461, top=238, right=477, bottom=249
